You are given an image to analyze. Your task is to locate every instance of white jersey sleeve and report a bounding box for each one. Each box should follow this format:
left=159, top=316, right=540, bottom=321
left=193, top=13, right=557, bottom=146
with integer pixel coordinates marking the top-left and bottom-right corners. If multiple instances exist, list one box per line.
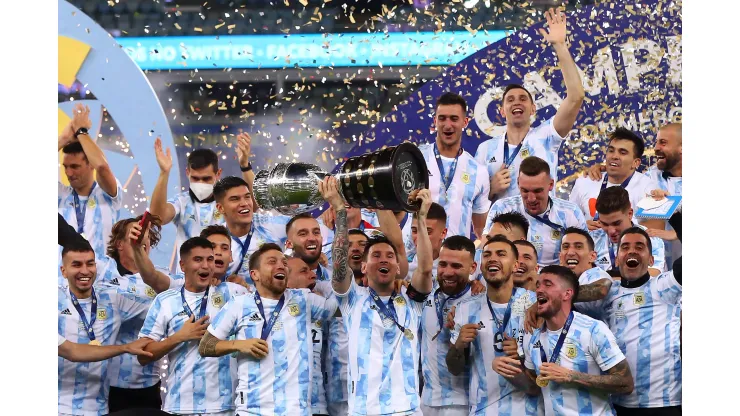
left=473, top=163, right=492, bottom=215
left=138, top=294, right=169, bottom=341
left=589, top=320, right=626, bottom=372
left=207, top=295, right=243, bottom=340
left=58, top=333, right=67, bottom=347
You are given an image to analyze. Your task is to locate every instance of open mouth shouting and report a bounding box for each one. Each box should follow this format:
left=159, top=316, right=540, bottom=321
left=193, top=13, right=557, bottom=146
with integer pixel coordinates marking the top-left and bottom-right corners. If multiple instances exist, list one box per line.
left=536, top=293, right=549, bottom=312
left=350, top=252, right=363, bottom=261
left=511, top=107, right=525, bottom=117
left=564, top=258, right=579, bottom=269
left=214, top=259, right=225, bottom=269
left=624, top=255, right=641, bottom=269
left=513, top=264, right=527, bottom=276
left=273, top=271, right=286, bottom=280
left=197, top=270, right=211, bottom=283
left=439, top=275, right=459, bottom=289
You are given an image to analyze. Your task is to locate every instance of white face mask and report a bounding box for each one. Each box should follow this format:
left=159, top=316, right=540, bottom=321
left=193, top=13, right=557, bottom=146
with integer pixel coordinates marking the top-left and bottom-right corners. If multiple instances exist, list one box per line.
left=190, top=182, right=214, bottom=201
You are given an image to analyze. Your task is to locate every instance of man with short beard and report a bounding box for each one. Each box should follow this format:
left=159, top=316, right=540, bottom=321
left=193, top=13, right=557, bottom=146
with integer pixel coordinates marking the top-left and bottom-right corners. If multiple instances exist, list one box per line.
left=419, top=236, right=479, bottom=415
left=513, top=240, right=539, bottom=292
left=287, top=213, right=332, bottom=281
left=559, top=227, right=613, bottom=321
left=513, top=265, right=633, bottom=416
left=348, top=229, right=369, bottom=284
left=448, top=235, right=541, bottom=415
left=199, top=243, right=337, bottom=415
left=328, top=174, right=434, bottom=415
left=587, top=228, right=682, bottom=416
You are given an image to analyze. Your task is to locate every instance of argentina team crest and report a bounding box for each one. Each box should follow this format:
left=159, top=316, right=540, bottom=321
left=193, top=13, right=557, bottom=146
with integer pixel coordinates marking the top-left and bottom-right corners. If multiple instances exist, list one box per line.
left=565, top=343, right=577, bottom=359
left=211, top=292, right=224, bottom=308
left=97, top=309, right=107, bottom=320
left=145, top=287, right=156, bottom=298
left=633, top=292, right=645, bottom=306
left=461, top=172, right=471, bottom=184
left=289, top=303, right=300, bottom=317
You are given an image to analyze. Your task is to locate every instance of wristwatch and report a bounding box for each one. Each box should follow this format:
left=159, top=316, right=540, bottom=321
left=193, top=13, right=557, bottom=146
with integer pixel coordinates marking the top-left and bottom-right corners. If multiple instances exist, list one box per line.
left=240, top=163, right=252, bottom=172
left=74, top=127, right=89, bottom=138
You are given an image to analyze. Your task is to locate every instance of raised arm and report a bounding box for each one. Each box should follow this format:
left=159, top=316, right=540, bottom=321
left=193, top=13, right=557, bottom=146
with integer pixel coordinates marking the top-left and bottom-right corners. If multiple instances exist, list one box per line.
left=128, top=223, right=173, bottom=294
left=376, top=209, right=409, bottom=279
left=539, top=8, right=585, bottom=137
left=58, top=214, right=87, bottom=248
left=235, top=132, right=257, bottom=208
left=575, top=279, right=612, bottom=303
left=149, top=137, right=176, bottom=224
left=69, top=104, right=119, bottom=197
left=59, top=338, right=153, bottom=363
left=472, top=213, right=487, bottom=240
left=410, top=189, right=434, bottom=293
left=319, top=177, right=352, bottom=294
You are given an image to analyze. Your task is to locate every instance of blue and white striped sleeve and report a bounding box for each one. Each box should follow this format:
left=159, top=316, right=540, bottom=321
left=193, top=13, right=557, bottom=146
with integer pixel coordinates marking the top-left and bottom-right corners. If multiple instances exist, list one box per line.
left=138, top=296, right=167, bottom=341
left=589, top=320, right=626, bottom=372
left=208, top=297, right=241, bottom=340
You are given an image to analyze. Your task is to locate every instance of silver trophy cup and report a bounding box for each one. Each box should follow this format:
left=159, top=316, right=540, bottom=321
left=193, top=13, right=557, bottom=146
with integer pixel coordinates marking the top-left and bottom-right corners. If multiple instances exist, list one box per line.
left=253, top=143, right=429, bottom=216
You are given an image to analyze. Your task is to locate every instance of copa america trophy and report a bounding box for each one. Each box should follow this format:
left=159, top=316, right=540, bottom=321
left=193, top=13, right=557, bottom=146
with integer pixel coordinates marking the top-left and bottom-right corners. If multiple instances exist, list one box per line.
left=253, top=143, right=429, bottom=216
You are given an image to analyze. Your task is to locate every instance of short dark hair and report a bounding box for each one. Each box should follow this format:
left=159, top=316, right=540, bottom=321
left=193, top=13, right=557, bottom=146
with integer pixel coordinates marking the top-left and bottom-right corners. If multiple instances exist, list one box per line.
left=213, top=176, right=249, bottom=202
left=609, top=127, right=645, bottom=159
left=62, top=238, right=94, bottom=259
left=540, top=265, right=580, bottom=302
left=502, top=84, right=533, bottom=103
left=492, top=211, right=529, bottom=236
left=62, top=141, right=86, bottom=158
left=349, top=229, right=369, bottom=240
left=200, top=224, right=230, bottom=241
left=595, top=186, right=631, bottom=216
left=441, top=235, right=476, bottom=258
left=416, top=202, right=447, bottom=222
left=179, top=236, right=214, bottom=259
left=482, top=234, right=519, bottom=259
left=519, top=156, right=551, bottom=178
left=107, top=214, right=163, bottom=261
left=286, top=213, right=317, bottom=235
left=619, top=226, right=652, bottom=254
left=563, top=227, right=595, bottom=251
left=248, top=243, right=283, bottom=271
left=513, top=240, right=537, bottom=257
left=363, top=235, right=398, bottom=260
left=187, top=148, right=219, bottom=172
left=435, top=92, right=467, bottom=114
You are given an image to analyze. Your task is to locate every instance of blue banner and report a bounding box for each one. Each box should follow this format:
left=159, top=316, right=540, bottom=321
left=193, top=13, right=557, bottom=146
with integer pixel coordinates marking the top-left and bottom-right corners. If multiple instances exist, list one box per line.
left=339, top=0, right=682, bottom=192
left=116, top=31, right=507, bottom=70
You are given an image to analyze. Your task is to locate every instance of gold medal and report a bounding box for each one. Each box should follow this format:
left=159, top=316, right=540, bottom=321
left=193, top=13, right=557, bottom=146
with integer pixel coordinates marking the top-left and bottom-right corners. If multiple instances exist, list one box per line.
left=88, top=339, right=102, bottom=346
left=404, top=328, right=414, bottom=341
left=536, top=375, right=549, bottom=387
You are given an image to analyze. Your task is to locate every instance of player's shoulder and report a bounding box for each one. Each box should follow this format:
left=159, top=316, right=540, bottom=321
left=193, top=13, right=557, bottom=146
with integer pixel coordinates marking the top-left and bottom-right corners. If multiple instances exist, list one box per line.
left=572, top=174, right=600, bottom=189
left=552, top=196, right=580, bottom=211
left=417, top=142, right=433, bottom=153
left=580, top=267, right=612, bottom=285
left=532, top=116, right=557, bottom=134
left=154, top=287, right=182, bottom=303
left=492, top=194, right=523, bottom=210
left=573, top=311, right=606, bottom=334
left=286, top=288, right=311, bottom=300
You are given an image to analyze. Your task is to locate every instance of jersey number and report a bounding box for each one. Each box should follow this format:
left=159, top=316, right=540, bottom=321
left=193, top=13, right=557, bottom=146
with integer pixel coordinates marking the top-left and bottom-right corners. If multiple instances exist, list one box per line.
left=311, top=329, right=320, bottom=344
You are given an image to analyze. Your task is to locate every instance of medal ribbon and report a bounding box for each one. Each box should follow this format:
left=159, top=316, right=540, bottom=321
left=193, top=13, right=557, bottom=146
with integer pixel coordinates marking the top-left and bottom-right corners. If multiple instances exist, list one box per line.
left=433, top=144, right=463, bottom=194
left=503, top=137, right=524, bottom=168
left=254, top=291, right=286, bottom=340
left=230, top=226, right=255, bottom=275
left=433, top=284, right=471, bottom=331
left=368, top=288, right=408, bottom=334
left=538, top=311, right=575, bottom=364
left=69, top=288, right=98, bottom=342
left=608, top=243, right=617, bottom=271
left=486, top=286, right=517, bottom=351
left=529, top=199, right=565, bottom=233
left=72, top=181, right=97, bottom=233
left=180, top=285, right=210, bottom=320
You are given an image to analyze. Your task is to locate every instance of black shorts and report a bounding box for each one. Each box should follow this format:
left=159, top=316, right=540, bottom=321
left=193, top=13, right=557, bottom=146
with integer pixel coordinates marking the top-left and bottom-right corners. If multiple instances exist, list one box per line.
left=108, top=381, right=162, bottom=413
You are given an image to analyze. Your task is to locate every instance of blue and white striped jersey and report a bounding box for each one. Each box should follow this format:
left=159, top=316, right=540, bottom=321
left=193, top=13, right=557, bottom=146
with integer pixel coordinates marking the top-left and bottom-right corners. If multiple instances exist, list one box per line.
left=324, top=315, right=349, bottom=406
left=207, top=289, right=338, bottom=416
left=474, top=117, right=565, bottom=200
left=451, top=289, right=542, bottom=416
left=94, top=256, right=179, bottom=389
left=418, top=143, right=491, bottom=238
left=58, top=180, right=124, bottom=285
left=138, top=282, right=247, bottom=414
left=569, top=172, right=657, bottom=221
left=362, top=209, right=415, bottom=258
left=484, top=196, right=587, bottom=267
left=590, top=223, right=665, bottom=273
left=167, top=191, right=225, bottom=274
left=58, top=286, right=151, bottom=416
left=599, top=272, right=682, bottom=408
left=226, top=210, right=290, bottom=282
left=646, top=165, right=682, bottom=269
left=524, top=312, right=625, bottom=416
left=419, top=287, right=475, bottom=408
left=335, top=280, right=425, bottom=415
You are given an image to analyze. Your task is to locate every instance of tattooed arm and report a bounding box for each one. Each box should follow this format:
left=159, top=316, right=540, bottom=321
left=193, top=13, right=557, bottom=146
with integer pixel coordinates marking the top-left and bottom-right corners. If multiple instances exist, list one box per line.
left=575, top=278, right=612, bottom=303
left=376, top=209, right=409, bottom=279
left=318, top=177, right=352, bottom=294
left=567, top=359, right=634, bottom=395
left=198, top=332, right=269, bottom=359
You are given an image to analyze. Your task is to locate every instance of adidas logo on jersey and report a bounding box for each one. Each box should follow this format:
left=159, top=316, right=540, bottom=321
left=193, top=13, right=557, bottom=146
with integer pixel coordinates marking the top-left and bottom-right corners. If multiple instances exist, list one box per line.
left=488, top=156, right=497, bottom=163
left=61, top=309, right=72, bottom=316
left=478, top=321, right=486, bottom=329
left=533, top=340, right=542, bottom=349
left=425, top=299, right=433, bottom=307
left=597, top=257, right=610, bottom=265
left=248, top=313, right=262, bottom=322
left=110, top=277, right=120, bottom=286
